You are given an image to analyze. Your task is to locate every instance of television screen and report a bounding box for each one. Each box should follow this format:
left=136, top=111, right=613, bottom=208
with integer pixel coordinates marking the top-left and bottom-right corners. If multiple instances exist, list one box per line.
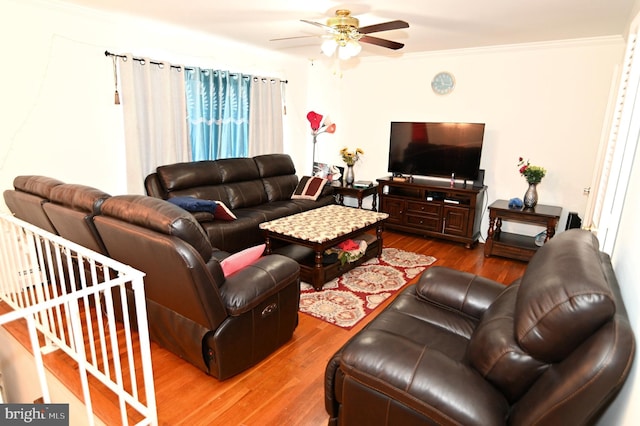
left=388, top=122, right=485, bottom=180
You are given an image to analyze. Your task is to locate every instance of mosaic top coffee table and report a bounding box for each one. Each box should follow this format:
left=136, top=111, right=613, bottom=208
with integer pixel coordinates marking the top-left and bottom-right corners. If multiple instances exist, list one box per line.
left=259, top=205, right=389, bottom=290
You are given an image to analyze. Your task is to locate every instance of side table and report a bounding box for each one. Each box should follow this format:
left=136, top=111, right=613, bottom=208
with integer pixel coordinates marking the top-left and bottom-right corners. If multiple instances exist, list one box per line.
left=484, top=199, right=562, bottom=262
left=333, top=184, right=378, bottom=211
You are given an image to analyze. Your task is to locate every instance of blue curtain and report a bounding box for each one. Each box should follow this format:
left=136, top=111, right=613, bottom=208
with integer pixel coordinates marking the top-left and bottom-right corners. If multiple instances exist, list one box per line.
left=184, top=68, right=251, bottom=160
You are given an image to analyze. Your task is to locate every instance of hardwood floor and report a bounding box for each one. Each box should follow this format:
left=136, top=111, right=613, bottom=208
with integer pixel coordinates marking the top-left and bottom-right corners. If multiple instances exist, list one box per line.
left=3, top=231, right=528, bottom=426
left=147, top=231, right=527, bottom=426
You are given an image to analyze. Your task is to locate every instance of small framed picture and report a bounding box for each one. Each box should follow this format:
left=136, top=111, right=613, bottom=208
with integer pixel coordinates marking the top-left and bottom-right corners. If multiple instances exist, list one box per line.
left=314, top=162, right=343, bottom=184
left=313, top=162, right=330, bottom=178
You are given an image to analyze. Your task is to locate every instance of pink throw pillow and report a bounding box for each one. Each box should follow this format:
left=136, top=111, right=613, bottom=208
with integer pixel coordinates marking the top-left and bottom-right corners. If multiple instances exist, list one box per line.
left=220, top=244, right=266, bottom=276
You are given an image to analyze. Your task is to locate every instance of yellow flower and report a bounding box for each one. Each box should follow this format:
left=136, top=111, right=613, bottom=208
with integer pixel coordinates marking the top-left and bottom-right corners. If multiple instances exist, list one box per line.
left=340, top=147, right=364, bottom=166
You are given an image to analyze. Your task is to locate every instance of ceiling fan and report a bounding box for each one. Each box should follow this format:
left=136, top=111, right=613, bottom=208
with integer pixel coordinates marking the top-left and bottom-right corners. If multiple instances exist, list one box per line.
left=274, top=9, right=409, bottom=59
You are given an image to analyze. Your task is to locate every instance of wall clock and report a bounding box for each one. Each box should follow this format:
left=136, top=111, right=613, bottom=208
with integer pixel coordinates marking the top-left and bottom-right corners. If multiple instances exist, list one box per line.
left=431, top=71, right=455, bottom=95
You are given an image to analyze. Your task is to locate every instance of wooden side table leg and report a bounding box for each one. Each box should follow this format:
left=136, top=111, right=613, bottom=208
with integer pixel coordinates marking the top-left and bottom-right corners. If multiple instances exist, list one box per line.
left=484, top=214, right=496, bottom=257
left=265, top=236, right=272, bottom=254
left=372, top=193, right=378, bottom=211
left=357, top=195, right=363, bottom=209
left=545, top=219, right=557, bottom=242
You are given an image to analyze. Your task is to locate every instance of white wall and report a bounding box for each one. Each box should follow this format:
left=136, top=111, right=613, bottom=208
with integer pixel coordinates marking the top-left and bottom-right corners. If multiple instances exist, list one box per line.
left=0, top=0, right=310, bottom=202
left=599, top=123, right=640, bottom=426
left=309, top=39, right=625, bottom=236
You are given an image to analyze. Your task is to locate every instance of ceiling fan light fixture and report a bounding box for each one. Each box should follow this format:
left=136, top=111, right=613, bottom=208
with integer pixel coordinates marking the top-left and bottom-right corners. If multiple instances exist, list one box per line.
left=338, top=40, right=361, bottom=60
left=347, top=39, right=361, bottom=56
left=321, top=38, right=338, bottom=56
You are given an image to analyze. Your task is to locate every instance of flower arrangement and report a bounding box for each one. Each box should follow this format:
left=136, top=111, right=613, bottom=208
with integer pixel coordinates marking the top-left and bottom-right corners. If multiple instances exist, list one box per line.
left=340, top=147, right=364, bottom=166
left=517, top=157, right=546, bottom=184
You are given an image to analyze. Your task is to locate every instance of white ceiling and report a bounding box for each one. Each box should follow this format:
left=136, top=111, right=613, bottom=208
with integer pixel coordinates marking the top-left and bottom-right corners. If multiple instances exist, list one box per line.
left=56, top=0, right=635, bottom=58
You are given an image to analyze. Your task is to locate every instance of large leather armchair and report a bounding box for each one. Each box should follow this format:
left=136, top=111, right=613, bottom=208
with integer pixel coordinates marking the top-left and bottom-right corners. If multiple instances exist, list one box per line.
left=325, top=229, right=635, bottom=425
left=94, top=195, right=301, bottom=379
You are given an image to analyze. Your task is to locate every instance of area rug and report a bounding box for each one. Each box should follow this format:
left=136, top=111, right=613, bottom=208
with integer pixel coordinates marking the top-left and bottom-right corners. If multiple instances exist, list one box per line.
left=299, top=248, right=437, bottom=329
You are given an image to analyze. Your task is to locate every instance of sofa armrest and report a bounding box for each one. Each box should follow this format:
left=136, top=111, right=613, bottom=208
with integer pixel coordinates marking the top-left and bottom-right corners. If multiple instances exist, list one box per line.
left=220, top=254, right=300, bottom=316
left=416, top=266, right=506, bottom=319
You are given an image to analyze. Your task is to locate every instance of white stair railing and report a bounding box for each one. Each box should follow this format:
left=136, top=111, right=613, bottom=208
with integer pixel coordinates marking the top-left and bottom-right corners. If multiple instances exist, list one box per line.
left=0, top=212, right=157, bottom=426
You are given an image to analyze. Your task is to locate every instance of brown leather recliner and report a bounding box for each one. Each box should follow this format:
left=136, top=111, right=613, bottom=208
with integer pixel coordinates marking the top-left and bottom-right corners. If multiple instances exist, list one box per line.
left=93, top=195, right=301, bottom=379
left=325, top=229, right=635, bottom=425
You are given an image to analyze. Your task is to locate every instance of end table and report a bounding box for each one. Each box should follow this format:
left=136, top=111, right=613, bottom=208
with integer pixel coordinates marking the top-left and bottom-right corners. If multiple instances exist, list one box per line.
left=333, top=184, right=378, bottom=211
left=484, top=199, right=562, bottom=262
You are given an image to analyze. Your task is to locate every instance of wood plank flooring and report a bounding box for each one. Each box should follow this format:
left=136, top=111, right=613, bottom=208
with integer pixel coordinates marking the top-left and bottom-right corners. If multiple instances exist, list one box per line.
left=2, top=231, right=528, bottom=425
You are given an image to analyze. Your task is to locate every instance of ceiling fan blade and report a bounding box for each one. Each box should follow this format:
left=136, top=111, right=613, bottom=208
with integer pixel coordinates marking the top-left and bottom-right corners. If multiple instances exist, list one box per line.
left=358, top=20, right=409, bottom=35
left=360, top=35, right=405, bottom=50
left=301, top=19, right=336, bottom=32
left=270, top=35, right=318, bottom=41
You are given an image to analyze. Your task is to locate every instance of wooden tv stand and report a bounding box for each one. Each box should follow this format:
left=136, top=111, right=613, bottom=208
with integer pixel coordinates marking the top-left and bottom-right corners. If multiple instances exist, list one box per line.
left=377, top=176, right=486, bottom=248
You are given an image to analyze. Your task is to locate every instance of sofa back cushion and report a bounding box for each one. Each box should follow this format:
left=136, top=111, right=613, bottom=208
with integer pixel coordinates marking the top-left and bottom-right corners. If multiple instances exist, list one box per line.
left=467, top=284, right=548, bottom=402
left=155, top=161, right=230, bottom=204
left=48, top=184, right=110, bottom=213
left=13, top=175, right=65, bottom=198
left=156, top=160, right=221, bottom=191
left=99, top=195, right=213, bottom=261
left=215, top=158, right=269, bottom=208
left=515, top=229, right=616, bottom=362
left=254, top=154, right=299, bottom=201
left=4, top=175, right=65, bottom=234
left=43, top=184, right=111, bottom=254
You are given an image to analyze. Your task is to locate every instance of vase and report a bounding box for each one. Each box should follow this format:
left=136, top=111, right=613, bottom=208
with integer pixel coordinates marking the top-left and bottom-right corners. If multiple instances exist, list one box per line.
left=345, top=165, right=355, bottom=186
left=523, top=183, right=538, bottom=208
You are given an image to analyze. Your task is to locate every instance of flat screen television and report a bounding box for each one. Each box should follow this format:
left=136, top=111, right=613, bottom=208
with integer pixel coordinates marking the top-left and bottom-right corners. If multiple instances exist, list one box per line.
left=388, top=121, right=485, bottom=181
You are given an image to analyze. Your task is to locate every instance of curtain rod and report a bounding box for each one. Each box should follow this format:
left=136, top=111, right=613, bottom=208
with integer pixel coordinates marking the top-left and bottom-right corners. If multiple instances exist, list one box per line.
left=104, top=50, right=288, bottom=84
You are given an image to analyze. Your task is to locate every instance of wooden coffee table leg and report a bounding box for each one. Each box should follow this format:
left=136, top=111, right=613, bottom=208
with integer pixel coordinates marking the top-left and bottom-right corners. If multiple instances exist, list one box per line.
left=313, top=250, right=324, bottom=291
left=376, top=224, right=383, bottom=256
left=264, top=236, right=272, bottom=254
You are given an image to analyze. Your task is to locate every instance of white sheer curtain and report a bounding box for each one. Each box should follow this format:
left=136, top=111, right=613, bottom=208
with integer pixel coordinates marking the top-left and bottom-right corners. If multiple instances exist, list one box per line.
left=248, top=77, right=284, bottom=156
left=118, top=55, right=190, bottom=194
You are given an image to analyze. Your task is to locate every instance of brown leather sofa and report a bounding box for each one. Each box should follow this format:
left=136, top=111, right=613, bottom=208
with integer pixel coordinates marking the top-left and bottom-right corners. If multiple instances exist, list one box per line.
left=325, top=229, right=635, bottom=425
left=4, top=177, right=303, bottom=380
left=144, top=153, right=335, bottom=253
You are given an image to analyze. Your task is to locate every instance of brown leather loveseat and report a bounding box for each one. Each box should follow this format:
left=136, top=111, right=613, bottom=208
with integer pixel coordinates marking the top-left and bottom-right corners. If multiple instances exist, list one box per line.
left=144, top=153, right=335, bottom=253
left=325, top=229, right=635, bottom=425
